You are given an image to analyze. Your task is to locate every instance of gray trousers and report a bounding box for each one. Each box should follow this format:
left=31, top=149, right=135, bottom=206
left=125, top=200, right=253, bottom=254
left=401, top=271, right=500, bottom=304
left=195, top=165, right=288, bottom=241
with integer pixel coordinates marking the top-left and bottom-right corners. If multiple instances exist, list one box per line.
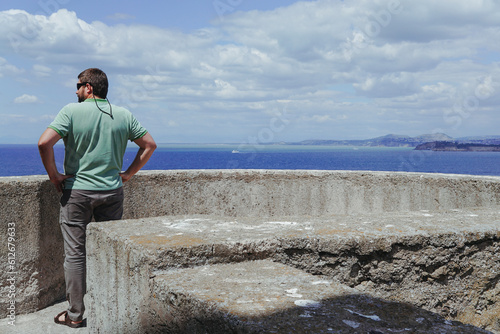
left=59, top=187, right=124, bottom=322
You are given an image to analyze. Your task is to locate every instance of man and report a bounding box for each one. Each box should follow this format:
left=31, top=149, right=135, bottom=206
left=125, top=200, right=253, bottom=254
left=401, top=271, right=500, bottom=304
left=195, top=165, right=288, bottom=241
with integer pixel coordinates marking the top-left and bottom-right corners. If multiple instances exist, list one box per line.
left=38, top=68, right=156, bottom=328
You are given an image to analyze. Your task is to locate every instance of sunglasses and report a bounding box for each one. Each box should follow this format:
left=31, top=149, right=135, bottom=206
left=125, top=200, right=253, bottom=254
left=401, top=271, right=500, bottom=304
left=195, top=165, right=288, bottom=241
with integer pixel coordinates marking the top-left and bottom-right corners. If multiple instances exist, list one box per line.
left=76, top=82, right=91, bottom=89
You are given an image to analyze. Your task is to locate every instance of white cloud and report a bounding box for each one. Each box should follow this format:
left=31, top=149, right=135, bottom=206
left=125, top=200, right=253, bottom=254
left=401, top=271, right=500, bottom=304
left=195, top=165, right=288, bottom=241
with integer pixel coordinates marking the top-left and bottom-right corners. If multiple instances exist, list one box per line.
left=1, top=1, right=500, bottom=143
left=33, top=64, right=52, bottom=77
left=14, top=94, right=39, bottom=104
left=353, top=72, right=420, bottom=98
left=0, top=57, right=23, bottom=77
left=311, top=114, right=333, bottom=123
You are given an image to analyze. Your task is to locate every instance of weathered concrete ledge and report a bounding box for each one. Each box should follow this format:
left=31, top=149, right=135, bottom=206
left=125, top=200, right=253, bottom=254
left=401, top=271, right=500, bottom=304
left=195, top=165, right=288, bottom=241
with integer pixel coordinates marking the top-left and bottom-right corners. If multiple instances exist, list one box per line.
left=122, top=170, right=500, bottom=218
left=1, top=170, right=500, bottom=332
left=88, top=210, right=500, bottom=333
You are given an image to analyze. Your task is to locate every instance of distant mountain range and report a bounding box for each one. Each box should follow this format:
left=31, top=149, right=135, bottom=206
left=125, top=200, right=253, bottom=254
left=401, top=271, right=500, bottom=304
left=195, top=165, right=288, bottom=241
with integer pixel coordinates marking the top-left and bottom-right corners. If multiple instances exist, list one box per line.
left=284, top=133, right=500, bottom=148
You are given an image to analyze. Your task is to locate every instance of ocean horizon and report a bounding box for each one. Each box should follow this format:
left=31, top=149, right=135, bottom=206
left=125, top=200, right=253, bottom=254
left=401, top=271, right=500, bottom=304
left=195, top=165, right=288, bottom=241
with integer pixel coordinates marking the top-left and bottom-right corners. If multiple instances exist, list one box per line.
left=2, top=143, right=500, bottom=177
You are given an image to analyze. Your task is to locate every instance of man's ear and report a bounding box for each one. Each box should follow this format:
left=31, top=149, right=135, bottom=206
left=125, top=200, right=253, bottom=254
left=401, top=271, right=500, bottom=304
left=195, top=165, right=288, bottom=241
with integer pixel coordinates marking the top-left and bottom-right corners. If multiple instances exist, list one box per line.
left=86, top=83, right=93, bottom=95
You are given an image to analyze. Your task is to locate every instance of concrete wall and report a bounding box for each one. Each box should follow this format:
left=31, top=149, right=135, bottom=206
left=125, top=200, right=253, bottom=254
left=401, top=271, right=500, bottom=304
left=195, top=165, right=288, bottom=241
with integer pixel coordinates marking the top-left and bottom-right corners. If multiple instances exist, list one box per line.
left=123, top=170, right=500, bottom=218
left=2, top=170, right=500, bottom=317
left=0, top=176, right=63, bottom=318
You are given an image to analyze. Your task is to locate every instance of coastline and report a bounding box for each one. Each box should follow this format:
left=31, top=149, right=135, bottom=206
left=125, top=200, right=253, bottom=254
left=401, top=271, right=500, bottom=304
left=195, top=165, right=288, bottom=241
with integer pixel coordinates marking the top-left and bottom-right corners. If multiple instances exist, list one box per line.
left=415, top=141, right=500, bottom=152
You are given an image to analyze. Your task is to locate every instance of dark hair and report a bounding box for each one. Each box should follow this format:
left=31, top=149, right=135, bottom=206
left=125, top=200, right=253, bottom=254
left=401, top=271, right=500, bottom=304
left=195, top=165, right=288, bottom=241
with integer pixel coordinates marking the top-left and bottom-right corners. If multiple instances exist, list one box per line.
left=78, top=68, right=108, bottom=99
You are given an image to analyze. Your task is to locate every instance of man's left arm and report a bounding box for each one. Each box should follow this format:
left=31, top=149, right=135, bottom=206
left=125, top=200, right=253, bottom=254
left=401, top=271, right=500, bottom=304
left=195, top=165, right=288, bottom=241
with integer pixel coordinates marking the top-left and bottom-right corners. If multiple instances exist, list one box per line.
left=120, top=132, right=157, bottom=183
left=38, top=128, right=73, bottom=192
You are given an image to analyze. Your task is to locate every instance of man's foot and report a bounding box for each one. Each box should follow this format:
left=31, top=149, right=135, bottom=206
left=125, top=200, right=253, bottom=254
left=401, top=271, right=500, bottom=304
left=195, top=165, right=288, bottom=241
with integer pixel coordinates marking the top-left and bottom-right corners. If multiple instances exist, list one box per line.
left=54, top=311, right=84, bottom=328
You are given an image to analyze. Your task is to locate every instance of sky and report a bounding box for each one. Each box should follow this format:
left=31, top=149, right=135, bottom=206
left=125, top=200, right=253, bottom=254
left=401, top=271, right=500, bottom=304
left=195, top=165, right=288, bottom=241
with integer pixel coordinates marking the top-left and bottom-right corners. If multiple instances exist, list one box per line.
left=0, top=0, right=499, bottom=144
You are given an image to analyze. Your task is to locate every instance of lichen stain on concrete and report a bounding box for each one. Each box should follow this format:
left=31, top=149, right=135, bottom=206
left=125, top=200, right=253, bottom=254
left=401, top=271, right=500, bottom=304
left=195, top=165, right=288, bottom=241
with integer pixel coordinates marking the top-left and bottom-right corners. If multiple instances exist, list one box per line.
left=129, top=234, right=206, bottom=247
left=316, top=228, right=364, bottom=235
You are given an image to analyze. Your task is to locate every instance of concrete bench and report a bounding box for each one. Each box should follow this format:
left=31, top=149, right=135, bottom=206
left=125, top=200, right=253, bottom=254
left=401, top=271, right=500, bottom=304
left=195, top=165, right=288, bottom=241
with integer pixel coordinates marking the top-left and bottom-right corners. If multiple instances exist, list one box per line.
left=87, top=210, right=500, bottom=333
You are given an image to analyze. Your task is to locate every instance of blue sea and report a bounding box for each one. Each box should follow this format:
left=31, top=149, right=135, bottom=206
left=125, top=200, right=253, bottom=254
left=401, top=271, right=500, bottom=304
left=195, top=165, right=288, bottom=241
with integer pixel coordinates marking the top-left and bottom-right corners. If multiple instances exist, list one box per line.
left=2, top=144, right=500, bottom=177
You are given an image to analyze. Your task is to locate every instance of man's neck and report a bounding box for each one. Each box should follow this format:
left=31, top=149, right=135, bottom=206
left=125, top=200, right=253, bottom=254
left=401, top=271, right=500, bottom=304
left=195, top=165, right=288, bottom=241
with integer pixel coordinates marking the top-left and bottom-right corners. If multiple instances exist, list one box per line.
left=87, top=94, right=104, bottom=100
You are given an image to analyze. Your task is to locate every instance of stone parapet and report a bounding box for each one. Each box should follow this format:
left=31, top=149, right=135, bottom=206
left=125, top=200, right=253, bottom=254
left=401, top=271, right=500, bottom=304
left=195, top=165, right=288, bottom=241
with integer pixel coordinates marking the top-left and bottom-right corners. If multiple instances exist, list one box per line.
left=1, top=170, right=500, bottom=332
left=123, top=170, right=500, bottom=218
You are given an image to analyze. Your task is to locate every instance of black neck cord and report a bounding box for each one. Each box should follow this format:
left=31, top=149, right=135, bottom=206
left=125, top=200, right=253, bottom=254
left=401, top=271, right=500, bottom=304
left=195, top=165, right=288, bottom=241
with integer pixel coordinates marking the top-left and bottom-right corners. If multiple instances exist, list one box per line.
left=94, top=96, right=113, bottom=119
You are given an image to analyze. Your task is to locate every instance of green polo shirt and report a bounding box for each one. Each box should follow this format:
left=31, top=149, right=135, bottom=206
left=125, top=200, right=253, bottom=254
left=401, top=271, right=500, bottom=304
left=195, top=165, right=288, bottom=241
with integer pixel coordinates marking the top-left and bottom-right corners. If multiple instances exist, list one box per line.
left=48, top=99, right=148, bottom=190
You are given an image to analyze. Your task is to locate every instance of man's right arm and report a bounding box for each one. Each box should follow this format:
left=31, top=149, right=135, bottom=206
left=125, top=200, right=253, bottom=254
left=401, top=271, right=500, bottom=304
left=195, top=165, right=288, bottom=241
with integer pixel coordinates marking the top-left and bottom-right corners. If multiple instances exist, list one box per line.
left=119, top=132, right=157, bottom=183
left=38, top=128, right=73, bottom=192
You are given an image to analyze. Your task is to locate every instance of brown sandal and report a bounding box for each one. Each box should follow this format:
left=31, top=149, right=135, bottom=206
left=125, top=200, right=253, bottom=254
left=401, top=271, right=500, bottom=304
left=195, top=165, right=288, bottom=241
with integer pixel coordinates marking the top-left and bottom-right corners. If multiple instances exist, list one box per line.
left=54, top=310, right=84, bottom=328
